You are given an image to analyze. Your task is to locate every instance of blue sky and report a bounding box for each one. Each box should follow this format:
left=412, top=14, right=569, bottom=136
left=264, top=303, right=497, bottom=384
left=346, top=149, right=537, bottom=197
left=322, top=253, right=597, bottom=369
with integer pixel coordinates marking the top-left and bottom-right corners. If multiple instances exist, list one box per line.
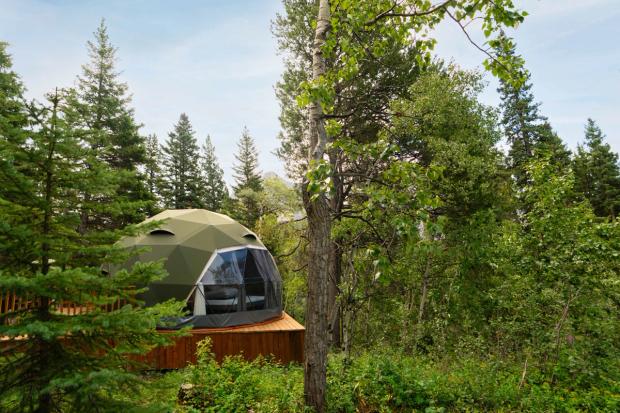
left=1, top=0, right=619, bottom=182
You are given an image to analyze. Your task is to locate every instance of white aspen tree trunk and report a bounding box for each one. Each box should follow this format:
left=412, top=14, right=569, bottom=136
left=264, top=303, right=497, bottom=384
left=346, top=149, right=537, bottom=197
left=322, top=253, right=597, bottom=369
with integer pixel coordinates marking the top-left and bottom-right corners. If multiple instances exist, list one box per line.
left=303, top=0, right=331, bottom=411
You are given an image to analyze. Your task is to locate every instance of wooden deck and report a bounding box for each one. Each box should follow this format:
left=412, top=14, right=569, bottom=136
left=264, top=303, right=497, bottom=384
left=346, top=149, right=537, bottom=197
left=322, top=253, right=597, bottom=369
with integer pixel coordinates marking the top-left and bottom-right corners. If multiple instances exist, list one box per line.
left=1, top=290, right=304, bottom=369
left=136, top=312, right=305, bottom=369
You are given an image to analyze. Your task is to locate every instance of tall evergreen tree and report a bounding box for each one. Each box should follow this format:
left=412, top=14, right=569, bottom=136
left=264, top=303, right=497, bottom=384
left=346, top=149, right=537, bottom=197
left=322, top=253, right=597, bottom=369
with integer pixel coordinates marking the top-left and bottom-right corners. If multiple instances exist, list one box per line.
left=231, top=127, right=263, bottom=228
left=144, top=133, right=164, bottom=212
left=162, top=113, right=203, bottom=209
left=233, top=126, right=263, bottom=194
left=573, top=119, right=620, bottom=218
left=0, top=41, right=31, bottom=271
left=496, top=37, right=570, bottom=187
left=535, top=121, right=571, bottom=165
left=68, top=19, right=151, bottom=228
left=200, top=135, right=228, bottom=211
left=0, top=49, right=181, bottom=411
left=0, top=42, right=27, bottom=141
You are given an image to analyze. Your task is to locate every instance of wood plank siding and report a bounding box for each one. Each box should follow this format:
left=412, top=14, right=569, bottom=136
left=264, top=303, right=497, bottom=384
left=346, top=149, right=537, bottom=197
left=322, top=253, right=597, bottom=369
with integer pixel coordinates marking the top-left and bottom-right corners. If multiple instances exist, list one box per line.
left=136, top=313, right=305, bottom=369
left=0, top=291, right=304, bottom=368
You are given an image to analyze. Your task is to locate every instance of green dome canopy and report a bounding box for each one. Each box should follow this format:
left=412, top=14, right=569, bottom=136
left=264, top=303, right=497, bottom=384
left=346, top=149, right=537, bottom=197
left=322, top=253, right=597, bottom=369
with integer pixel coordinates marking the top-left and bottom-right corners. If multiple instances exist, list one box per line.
left=118, top=209, right=282, bottom=328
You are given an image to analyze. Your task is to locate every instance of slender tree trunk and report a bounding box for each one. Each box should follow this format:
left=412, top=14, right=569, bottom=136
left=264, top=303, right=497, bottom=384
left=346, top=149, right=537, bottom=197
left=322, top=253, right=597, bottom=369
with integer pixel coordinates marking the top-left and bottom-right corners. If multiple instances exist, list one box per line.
left=328, top=149, right=343, bottom=349
left=342, top=302, right=355, bottom=360
left=414, top=257, right=431, bottom=346
left=303, top=1, right=331, bottom=411
left=303, top=190, right=330, bottom=412
left=36, top=91, right=59, bottom=413
left=328, top=243, right=342, bottom=349
left=403, top=286, right=415, bottom=350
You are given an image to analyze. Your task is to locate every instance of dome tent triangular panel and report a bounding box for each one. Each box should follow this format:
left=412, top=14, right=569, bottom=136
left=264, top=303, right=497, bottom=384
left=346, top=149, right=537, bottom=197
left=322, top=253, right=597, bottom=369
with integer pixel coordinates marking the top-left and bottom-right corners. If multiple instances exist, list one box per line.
left=182, top=224, right=249, bottom=251
left=115, top=209, right=283, bottom=328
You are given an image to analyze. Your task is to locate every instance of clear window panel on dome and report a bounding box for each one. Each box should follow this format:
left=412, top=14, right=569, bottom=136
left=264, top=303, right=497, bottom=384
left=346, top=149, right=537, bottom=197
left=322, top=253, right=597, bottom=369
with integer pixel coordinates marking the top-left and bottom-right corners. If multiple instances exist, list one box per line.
left=195, top=247, right=283, bottom=315
left=243, top=250, right=265, bottom=310
left=200, top=249, right=246, bottom=285
left=249, top=249, right=282, bottom=310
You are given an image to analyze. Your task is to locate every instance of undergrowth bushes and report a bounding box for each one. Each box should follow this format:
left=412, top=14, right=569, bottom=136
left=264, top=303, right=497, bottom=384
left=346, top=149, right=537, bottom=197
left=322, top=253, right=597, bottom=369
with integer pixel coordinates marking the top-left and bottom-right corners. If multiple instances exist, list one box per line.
left=166, top=339, right=619, bottom=412
left=178, top=339, right=306, bottom=412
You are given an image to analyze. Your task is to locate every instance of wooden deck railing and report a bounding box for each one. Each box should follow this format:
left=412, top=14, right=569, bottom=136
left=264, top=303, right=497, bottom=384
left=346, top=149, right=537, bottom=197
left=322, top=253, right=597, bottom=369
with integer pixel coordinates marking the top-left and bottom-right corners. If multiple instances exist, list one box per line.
left=0, top=290, right=129, bottom=323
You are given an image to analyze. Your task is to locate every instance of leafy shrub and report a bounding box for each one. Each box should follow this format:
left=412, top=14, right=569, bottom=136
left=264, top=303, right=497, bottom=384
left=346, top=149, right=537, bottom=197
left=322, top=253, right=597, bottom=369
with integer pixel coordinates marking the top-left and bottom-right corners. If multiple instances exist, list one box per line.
left=172, top=340, right=618, bottom=412
left=179, top=338, right=306, bottom=412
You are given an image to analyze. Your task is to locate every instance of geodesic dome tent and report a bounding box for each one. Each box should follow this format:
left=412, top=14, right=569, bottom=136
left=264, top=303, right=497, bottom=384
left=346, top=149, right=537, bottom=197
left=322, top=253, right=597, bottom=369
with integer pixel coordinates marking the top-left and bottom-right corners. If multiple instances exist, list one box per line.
left=116, top=209, right=283, bottom=328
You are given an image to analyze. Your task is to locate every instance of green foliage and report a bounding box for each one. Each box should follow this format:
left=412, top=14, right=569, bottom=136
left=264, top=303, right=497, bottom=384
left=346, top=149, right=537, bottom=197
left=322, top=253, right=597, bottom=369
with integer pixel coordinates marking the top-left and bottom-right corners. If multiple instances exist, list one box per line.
left=161, top=113, right=204, bottom=209
left=65, top=19, right=152, bottom=228
left=149, top=129, right=228, bottom=214
left=260, top=175, right=302, bottom=218
left=488, top=159, right=620, bottom=385
left=179, top=338, right=306, bottom=413
left=495, top=34, right=571, bottom=189
left=273, top=0, right=423, bottom=183
left=305, top=159, right=332, bottom=201
left=326, top=67, right=513, bottom=355
left=155, top=345, right=619, bottom=412
left=0, top=265, right=185, bottom=413
left=233, top=126, right=263, bottom=194
left=326, top=352, right=619, bottom=412
left=296, top=0, right=528, bottom=118
left=200, top=135, right=228, bottom=212
left=0, top=41, right=27, bottom=138
left=0, top=40, right=184, bottom=412
left=230, top=127, right=264, bottom=228
left=573, top=119, right=620, bottom=219
left=144, top=134, right=165, bottom=214
left=253, top=177, right=306, bottom=321
left=392, top=67, right=509, bottom=221
left=112, top=370, right=187, bottom=413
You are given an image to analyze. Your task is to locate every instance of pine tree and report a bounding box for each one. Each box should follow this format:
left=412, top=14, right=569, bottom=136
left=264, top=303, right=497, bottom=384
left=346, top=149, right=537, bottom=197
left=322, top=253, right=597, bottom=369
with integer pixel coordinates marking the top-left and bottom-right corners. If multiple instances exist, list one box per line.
left=0, top=41, right=31, bottom=271
left=233, top=126, right=263, bottom=194
left=0, top=60, right=182, bottom=411
left=145, top=134, right=164, bottom=213
left=534, top=121, right=572, bottom=173
left=0, top=42, right=28, bottom=141
left=496, top=37, right=570, bottom=187
left=162, top=113, right=204, bottom=209
left=231, top=127, right=263, bottom=227
left=68, top=19, right=151, bottom=227
left=573, top=119, right=620, bottom=218
left=200, top=135, right=228, bottom=211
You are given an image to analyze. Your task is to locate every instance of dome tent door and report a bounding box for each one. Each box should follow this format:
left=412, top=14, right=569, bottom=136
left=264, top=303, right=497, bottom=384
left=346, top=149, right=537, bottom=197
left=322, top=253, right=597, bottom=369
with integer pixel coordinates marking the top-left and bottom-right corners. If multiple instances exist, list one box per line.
left=192, top=245, right=282, bottom=320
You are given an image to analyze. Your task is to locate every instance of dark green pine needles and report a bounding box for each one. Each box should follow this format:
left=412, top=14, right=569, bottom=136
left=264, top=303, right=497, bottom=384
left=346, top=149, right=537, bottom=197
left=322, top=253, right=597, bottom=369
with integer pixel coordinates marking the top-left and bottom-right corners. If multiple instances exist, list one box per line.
left=0, top=32, right=184, bottom=413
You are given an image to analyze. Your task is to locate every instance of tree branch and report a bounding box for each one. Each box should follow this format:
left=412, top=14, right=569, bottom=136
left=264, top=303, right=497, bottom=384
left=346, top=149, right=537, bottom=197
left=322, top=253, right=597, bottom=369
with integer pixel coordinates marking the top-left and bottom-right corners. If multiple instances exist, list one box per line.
left=366, top=0, right=454, bottom=26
